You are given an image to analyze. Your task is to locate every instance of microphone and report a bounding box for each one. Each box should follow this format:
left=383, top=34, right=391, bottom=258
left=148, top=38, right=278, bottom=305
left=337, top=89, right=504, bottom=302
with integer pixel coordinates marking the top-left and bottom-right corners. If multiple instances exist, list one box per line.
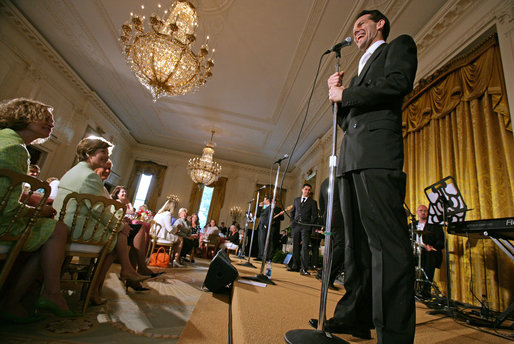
left=256, top=185, right=266, bottom=191
left=274, top=154, right=289, bottom=164
left=324, top=36, right=352, bottom=55
left=248, top=198, right=255, bottom=203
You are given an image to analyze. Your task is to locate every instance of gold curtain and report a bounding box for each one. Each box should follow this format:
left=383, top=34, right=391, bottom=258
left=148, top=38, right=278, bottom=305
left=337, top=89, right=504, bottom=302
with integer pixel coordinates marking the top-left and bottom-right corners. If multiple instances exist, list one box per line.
left=126, top=160, right=167, bottom=211
left=402, top=35, right=513, bottom=312
left=188, top=177, right=228, bottom=224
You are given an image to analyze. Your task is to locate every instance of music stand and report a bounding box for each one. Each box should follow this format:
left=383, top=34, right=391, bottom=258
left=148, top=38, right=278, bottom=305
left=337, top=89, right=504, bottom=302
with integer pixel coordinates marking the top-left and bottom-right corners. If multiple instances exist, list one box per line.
left=424, top=176, right=467, bottom=313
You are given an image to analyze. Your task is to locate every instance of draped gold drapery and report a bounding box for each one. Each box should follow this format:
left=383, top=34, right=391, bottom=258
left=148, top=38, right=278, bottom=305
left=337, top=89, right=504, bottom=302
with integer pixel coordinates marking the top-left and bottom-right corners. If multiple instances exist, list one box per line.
left=188, top=177, right=228, bottom=225
left=402, top=35, right=513, bottom=312
left=126, top=160, right=167, bottom=211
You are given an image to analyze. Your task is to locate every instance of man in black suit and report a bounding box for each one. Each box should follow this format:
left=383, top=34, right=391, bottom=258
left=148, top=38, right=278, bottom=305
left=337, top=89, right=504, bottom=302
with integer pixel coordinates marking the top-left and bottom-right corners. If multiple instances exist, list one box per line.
left=289, top=183, right=318, bottom=275
left=415, top=205, right=445, bottom=297
left=256, top=196, right=284, bottom=261
left=325, top=9, right=418, bottom=343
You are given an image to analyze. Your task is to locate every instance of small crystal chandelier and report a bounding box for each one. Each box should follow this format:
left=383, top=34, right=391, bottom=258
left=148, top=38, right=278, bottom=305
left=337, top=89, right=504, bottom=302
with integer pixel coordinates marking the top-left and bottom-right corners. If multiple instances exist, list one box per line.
left=120, top=0, right=214, bottom=100
left=188, top=130, right=222, bottom=187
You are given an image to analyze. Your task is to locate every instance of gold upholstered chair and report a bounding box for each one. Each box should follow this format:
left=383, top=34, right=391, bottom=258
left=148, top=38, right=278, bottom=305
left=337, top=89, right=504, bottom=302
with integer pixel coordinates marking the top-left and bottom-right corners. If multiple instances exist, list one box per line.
left=58, top=192, right=126, bottom=314
left=146, top=220, right=177, bottom=263
left=0, top=168, right=50, bottom=289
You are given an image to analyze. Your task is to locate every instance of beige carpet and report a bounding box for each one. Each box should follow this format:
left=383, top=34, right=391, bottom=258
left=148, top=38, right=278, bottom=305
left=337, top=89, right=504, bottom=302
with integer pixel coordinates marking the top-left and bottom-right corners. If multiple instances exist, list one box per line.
left=0, top=259, right=212, bottom=343
left=1, top=256, right=512, bottom=343
left=227, top=258, right=513, bottom=344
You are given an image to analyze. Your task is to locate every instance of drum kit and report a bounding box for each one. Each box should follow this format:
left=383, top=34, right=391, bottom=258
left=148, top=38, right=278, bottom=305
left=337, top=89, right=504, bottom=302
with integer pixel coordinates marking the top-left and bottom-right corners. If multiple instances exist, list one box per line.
left=410, top=227, right=442, bottom=300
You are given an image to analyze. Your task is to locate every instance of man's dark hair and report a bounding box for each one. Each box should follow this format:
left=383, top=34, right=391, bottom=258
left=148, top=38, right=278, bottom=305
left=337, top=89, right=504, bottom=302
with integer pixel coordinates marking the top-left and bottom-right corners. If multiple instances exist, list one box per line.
left=302, top=183, right=312, bottom=189
left=263, top=195, right=270, bottom=200
left=357, top=9, right=390, bottom=41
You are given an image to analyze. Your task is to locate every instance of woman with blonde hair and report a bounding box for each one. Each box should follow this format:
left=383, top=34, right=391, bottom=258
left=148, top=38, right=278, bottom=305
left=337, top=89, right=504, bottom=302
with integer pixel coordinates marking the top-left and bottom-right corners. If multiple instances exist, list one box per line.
left=0, top=98, right=74, bottom=322
left=172, top=208, right=198, bottom=266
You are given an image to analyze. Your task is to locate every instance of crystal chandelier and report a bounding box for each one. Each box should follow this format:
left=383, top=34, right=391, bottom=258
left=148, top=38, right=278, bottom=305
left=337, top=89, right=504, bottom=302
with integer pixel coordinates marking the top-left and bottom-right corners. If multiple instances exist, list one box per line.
left=120, top=0, right=214, bottom=100
left=188, top=130, right=222, bottom=187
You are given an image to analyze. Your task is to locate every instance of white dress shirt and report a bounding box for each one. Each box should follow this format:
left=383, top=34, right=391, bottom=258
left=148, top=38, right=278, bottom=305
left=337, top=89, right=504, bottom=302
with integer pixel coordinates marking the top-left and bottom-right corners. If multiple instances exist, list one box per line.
left=358, top=40, right=385, bottom=75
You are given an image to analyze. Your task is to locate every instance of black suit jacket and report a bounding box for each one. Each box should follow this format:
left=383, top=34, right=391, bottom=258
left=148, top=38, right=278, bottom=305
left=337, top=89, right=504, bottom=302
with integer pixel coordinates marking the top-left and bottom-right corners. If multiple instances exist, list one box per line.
left=336, top=35, right=418, bottom=175
left=290, top=196, right=318, bottom=228
left=415, top=221, right=445, bottom=268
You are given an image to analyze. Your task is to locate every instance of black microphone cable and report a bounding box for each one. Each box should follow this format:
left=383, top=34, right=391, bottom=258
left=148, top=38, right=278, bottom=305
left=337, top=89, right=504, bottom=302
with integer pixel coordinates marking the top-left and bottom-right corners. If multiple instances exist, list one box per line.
left=274, top=52, right=329, bottom=220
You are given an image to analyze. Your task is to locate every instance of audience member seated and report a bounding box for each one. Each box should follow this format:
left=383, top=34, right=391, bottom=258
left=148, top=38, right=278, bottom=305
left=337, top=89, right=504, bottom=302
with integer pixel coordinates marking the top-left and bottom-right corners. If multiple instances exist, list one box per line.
left=52, top=136, right=152, bottom=302
left=172, top=208, right=197, bottom=267
left=93, top=165, right=155, bottom=281
left=219, top=222, right=228, bottom=236
left=110, top=185, right=135, bottom=216
left=202, top=219, right=219, bottom=243
left=187, top=213, right=201, bottom=259
left=153, top=199, right=179, bottom=243
left=221, top=225, right=240, bottom=253
left=110, top=185, right=152, bottom=275
left=0, top=98, right=73, bottom=322
left=28, top=164, right=40, bottom=178
left=45, top=177, right=59, bottom=202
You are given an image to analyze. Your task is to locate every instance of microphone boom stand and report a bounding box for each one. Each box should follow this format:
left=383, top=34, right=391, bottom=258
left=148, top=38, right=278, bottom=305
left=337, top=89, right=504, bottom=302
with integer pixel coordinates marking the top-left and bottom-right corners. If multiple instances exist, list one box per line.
left=285, top=49, right=348, bottom=344
left=238, top=190, right=261, bottom=268
left=242, top=161, right=285, bottom=285
left=238, top=200, right=254, bottom=260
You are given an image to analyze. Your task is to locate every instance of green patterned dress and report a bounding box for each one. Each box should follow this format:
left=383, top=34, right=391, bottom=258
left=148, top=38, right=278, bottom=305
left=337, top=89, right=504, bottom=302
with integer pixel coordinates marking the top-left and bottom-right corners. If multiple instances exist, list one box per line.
left=0, top=128, right=56, bottom=251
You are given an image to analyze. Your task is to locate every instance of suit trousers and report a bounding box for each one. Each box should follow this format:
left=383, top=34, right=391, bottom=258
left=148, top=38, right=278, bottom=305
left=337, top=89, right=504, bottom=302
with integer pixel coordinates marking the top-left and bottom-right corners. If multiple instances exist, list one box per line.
left=258, top=225, right=267, bottom=259
left=329, top=225, right=345, bottom=284
left=292, top=224, right=310, bottom=271
left=335, top=169, right=415, bottom=344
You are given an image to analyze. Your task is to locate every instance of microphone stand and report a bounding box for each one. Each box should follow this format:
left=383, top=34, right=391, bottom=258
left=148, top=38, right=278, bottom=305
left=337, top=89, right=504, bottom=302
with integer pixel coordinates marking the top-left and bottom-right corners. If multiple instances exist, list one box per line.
left=242, top=162, right=284, bottom=285
left=238, top=200, right=254, bottom=260
left=238, top=189, right=261, bottom=268
left=285, top=50, right=348, bottom=344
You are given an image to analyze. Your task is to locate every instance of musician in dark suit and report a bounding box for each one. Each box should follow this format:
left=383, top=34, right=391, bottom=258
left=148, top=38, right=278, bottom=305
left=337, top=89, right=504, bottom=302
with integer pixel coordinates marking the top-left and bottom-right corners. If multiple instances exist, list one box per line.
left=415, top=205, right=445, bottom=297
left=289, top=183, right=318, bottom=275
left=256, top=196, right=284, bottom=261
left=326, top=9, right=418, bottom=343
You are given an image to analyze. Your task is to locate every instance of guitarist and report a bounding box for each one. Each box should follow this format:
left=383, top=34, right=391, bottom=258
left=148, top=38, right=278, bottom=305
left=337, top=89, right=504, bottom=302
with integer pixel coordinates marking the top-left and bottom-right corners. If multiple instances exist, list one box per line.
left=256, top=196, right=284, bottom=261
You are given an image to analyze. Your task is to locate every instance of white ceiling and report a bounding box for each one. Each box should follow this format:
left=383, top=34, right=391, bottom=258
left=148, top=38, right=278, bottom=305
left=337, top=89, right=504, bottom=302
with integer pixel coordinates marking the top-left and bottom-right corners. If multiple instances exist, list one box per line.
left=12, top=0, right=447, bottom=168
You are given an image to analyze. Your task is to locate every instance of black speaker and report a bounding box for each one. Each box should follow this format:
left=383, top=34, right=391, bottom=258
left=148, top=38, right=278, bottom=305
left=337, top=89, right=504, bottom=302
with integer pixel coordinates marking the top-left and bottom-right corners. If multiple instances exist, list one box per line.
left=203, top=249, right=239, bottom=293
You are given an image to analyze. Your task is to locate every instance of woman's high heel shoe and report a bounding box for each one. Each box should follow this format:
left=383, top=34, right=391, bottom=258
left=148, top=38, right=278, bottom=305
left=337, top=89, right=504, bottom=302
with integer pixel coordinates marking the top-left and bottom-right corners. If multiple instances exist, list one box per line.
left=125, top=280, right=150, bottom=293
left=173, top=260, right=184, bottom=268
left=34, top=296, right=80, bottom=318
left=119, top=274, right=150, bottom=283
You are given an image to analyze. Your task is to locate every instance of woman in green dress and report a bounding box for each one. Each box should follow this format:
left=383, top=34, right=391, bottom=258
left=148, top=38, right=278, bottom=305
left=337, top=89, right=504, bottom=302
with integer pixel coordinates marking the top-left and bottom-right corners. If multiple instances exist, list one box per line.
left=0, top=98, right=74, bottom=322
left=52, top=136, right=151, bottom=303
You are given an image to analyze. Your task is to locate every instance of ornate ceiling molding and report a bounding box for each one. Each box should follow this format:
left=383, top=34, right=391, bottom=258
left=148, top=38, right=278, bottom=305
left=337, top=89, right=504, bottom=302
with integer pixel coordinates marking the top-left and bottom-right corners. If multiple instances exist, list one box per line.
left=414, top=0, right=474, bottom=55
left=1, top=1, right=136, bottom=146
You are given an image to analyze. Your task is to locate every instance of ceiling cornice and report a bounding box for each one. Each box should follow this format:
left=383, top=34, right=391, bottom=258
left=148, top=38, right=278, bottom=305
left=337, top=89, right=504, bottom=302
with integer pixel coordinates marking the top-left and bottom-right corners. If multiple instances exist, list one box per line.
left=1, top=0, right=137, bottom=146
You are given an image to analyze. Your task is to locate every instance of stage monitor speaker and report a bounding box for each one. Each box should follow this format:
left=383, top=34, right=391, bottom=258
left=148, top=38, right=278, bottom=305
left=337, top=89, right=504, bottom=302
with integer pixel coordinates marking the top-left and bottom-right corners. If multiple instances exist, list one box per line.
left=203, top=249, right=239, bottom=293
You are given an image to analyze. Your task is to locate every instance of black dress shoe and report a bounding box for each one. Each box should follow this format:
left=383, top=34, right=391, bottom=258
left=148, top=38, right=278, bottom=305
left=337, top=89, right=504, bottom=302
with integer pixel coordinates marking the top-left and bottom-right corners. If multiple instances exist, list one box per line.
left=287, top=267, right=299, bottom=272
left=300, top=269, right=310, bottom=276
left=322, top=318, right=372, bottom=340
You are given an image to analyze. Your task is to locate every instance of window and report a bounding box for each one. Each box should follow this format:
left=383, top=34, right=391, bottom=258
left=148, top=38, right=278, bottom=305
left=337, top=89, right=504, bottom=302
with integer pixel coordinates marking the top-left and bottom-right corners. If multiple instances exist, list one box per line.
left=197, top=186, right=214, bottom=228
left=133, top=174, right=153, bottom=210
